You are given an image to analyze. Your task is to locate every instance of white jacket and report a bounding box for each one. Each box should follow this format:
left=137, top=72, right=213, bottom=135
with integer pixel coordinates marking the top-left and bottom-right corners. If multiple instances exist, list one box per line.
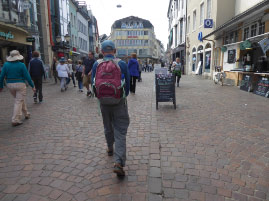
left=57, top=64, right=69, bottom=78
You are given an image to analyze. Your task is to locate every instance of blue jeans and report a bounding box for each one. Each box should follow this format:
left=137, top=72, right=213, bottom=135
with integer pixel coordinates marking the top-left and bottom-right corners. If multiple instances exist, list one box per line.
left=78, top=80, right=83, bottom=90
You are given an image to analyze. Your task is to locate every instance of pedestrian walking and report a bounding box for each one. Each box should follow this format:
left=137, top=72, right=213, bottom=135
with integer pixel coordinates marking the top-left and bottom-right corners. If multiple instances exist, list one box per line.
left=138, top=59, right=142, bottom=82
left=0, top=50, right=35, bottom=126
left=66, top=59, right=76, bottom=87
left=28, top=51, right=45, bottom=103
left=52, top=57, right=60, bottom=84
left=128, top=53, right=139, bottom=93
left=75, top=60, right=83, bottom=92
left=56, top=57, right=69, bottom=92
left=83, top=51, right=96, bottom=96
left=92, top=40, right=130, bottom=176
left=0, top=60, right=6, bottom=87
left=172, top=57, right=182, bottom=87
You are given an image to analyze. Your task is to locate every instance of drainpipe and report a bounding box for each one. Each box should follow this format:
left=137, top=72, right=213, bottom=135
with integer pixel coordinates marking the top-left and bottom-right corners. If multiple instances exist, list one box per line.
left=184, top=0, right=187, bottom=75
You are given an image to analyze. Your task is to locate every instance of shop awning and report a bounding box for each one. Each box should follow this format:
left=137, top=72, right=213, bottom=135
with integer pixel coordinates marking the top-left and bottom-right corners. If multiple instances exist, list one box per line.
left=172, top=44, right=185, bottom=54
left=0, top=22, right=32, bottom=45
left=202, top=0, right=269, bottom=40
left=70, top=51, right=80, bottom=56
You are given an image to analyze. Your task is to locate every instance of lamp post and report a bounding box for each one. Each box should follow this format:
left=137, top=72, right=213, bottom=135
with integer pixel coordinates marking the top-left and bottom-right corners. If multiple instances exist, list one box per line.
left=56, top=34, right=70, bottom=58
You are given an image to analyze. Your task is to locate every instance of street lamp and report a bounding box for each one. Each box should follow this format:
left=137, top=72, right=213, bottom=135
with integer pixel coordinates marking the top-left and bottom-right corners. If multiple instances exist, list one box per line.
left=55, top=34, right=70, bottom=58
left=56, top=35, right=61, bottom=43
left=64, top=34, right=70, bottom=43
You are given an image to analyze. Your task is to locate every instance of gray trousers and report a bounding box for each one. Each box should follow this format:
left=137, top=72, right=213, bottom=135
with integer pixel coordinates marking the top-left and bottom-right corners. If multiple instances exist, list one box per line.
left=100, top=99, right=130, bottom=166
left=60, top=77, right=67, bottom=90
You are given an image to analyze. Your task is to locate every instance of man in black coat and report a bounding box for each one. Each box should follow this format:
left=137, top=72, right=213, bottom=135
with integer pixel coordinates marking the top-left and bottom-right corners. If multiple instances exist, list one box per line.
left=29, top=51, right=45, bottom=103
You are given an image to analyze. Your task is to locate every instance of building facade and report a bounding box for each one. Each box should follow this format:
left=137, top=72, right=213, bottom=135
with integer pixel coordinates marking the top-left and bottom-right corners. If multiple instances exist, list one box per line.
left=167, top=0, right=187, bottom=70
left=76, top=2, right=90, bottom=58
left=0, top=0, right=39, bottom=64
left=69, top=0, right=80, bottom=61
left=111, top=16, right=160, bottom=64
left=185, top=0, right=236, bottom=78
left=203, top=0, right=269, bottom=85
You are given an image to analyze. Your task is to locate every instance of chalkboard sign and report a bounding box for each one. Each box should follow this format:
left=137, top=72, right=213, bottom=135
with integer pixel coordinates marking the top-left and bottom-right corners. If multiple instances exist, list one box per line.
left=254, top=77, right=269, bottom=98
left=228, top=49, right=236, bottom=64
left=155, top=74, right=176, bottom=109
left=240, top=74, right=252, bottom=92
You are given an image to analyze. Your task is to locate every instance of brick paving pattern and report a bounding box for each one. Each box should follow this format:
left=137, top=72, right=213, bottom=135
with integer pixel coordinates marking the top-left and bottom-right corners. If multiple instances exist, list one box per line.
left=0, top=72, right=268, bottom=201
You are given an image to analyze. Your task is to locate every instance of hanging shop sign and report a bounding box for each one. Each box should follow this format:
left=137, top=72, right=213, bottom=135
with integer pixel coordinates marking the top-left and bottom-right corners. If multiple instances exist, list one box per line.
left=204, top=19, right=213, bottom=28
left=258, top=38, right=269, bottom=54
left=0, top=31, right=14, bottom=40
left=240, top=40, right=252, bottom=50
left=221, top=46, right=227, bottom=52
left=198, top=32, right=203, bottom=42
left=26, top=37, right=35, bottom=42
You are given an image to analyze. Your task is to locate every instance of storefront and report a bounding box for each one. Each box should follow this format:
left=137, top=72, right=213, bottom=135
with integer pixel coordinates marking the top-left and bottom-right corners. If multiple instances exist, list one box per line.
left=0, top=22, right=32, bottom=65
left=203, top=1, right=269, bottom=97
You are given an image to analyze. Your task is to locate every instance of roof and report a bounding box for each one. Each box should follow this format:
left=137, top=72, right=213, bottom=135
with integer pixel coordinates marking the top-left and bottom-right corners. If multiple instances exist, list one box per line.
left=203, top=0, right=269, bottom=39
left=112, top=16, right=153, bottom=29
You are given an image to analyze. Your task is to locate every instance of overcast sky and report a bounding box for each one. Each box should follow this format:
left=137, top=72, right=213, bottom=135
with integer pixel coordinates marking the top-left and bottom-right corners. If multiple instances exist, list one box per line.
left=86, top=0, right=169, bottom=48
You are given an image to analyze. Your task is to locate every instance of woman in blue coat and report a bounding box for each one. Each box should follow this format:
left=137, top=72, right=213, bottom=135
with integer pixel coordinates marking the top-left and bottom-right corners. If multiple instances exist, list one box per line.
left=128, top=53, right=139, bottom=94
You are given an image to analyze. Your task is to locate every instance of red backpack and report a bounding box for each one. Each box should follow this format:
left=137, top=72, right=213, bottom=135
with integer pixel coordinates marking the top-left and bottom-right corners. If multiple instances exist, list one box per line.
left=94, top=59, right=123, bottom=105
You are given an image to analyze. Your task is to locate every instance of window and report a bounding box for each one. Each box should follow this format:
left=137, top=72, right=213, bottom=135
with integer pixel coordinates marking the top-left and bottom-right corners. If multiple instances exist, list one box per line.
left=207, top=0, right=211, bottom=18
left=259, top=22, right=265, bottom=35
left=243, top=27, right=249, bottom=40
left=121, top=23, right=126, bottom=28
left=71, top=13, right=73, bottom=26
left=180, top=19, right=183, bottom=44
left=144, top=31, right=148, bottom=35
left=200, top=3, right=204, bottom=25
left=229, top=32, right=234, bottom=43
left=251, top=24, right=257, bottom=37
left=187, top=16, right=190, bottom=33
left=225, top=36, right=229, bottom=44
left=145, top=40, right=149, bottom=45
left=175, top=25, right=178, bottom=46
left=193, top=10, right=196, bottom=30
left=234, top=31, right=238, bottom=42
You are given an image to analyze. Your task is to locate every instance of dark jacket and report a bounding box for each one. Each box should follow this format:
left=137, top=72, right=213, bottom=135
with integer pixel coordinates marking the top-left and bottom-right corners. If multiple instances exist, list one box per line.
left=29, top=58, right=45, bottom=78
left=128, top=58, right=139, bottom=77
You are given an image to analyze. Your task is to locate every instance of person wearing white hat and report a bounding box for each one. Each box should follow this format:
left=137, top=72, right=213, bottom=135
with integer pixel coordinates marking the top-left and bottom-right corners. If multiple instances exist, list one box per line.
left=0, top=50, right=36, bottom=126
left=56, top=57, right=70, bottom=92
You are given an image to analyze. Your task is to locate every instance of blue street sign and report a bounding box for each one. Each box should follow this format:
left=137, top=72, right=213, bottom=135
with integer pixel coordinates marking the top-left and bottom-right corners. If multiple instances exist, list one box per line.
left=198, top=32, right=203, bottom=42
left=204, top=19, right=213, bottom=28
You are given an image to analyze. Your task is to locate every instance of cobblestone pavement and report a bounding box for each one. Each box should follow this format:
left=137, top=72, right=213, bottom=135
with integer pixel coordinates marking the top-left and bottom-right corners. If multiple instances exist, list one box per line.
left=0, top=72, right=268, bottom=201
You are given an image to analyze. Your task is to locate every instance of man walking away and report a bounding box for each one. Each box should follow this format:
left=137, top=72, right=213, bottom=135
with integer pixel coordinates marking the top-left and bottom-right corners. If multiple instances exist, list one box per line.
left=92, top=40, right=130, bottom=177
left=52, top=57, right=59, bottom=84
left=29, top=51, right=45, bottom=103
left=83, top=51, right=95, bottom=96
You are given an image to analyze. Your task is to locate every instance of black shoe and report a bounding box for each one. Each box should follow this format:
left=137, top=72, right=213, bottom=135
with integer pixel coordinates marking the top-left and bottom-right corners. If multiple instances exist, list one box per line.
left=107, top=148, right=113, bottom=156
left=113, top=163, right=125, bottom=177
left=34, top=98, right=37, bottom=103
left=86, top=91, right=92, bottom=96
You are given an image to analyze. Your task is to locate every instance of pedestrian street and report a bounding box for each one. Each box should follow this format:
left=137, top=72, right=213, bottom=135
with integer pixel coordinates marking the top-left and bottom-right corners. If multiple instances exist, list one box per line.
left=0, top=72, right=268, bottom=201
